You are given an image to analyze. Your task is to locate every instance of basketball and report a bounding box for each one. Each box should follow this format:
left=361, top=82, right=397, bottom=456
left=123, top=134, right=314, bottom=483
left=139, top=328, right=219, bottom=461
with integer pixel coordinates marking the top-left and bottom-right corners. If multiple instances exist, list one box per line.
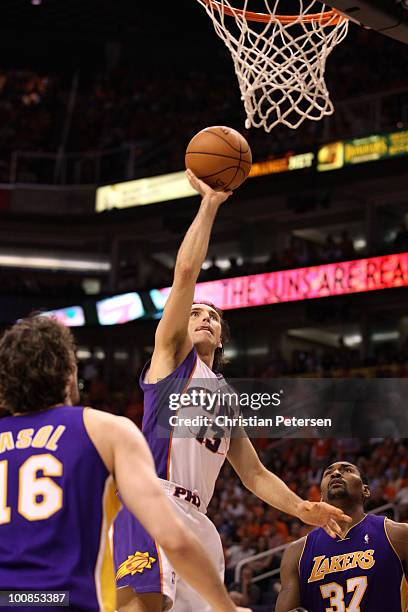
left=185, top=126, right=252, bottom=191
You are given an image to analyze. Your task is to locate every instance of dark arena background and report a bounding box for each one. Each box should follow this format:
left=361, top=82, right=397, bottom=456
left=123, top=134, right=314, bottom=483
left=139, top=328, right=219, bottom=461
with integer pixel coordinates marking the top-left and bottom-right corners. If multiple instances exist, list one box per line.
left=1, top=0, right=408, bottom=609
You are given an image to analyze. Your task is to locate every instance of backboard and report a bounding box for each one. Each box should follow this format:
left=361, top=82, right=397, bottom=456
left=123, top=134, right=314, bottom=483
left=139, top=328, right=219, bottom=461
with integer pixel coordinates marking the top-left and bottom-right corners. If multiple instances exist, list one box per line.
left=324, top=0, right=408, bottom=43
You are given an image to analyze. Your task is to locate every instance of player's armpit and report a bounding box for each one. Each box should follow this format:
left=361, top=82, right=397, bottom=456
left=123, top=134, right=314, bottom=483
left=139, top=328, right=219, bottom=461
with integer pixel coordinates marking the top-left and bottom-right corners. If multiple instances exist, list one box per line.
left=275, top=539, right=305, bottom=612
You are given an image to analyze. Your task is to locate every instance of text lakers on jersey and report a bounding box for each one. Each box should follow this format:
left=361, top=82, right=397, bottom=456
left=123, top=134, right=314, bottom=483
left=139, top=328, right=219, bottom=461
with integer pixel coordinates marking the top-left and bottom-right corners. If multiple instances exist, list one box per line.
left=308, top=549, right=375, bottom=582
left=299, top=514, right=407, bottom=612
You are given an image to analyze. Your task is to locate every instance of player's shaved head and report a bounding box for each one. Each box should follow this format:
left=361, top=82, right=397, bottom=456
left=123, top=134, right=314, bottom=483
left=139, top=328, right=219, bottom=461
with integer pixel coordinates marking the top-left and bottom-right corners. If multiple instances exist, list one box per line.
left=323, top=462, right=369, bottom=485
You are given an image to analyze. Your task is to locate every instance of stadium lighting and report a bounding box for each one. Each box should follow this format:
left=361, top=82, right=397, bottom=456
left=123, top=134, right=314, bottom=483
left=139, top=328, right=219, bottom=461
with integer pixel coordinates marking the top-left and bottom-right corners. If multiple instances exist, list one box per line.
left=353, top=238, right=367, bottom=250
left=343, top=334, right=363, bottom=347
left=371, top=331, right=400, bottom=342
left=0, top=253, right=111, bottom=272
left=76, top=348, right=92, bottom=360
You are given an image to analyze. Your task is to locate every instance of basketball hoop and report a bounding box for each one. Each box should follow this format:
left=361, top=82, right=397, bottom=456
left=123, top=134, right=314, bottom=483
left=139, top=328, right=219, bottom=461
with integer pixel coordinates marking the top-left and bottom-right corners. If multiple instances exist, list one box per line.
left=195, top=0, right=349, bottom=131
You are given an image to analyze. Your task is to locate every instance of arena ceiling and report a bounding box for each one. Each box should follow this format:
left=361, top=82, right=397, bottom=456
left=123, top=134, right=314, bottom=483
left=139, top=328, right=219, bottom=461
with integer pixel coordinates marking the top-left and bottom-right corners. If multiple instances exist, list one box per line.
left=0, top=0, right=203, bottom=40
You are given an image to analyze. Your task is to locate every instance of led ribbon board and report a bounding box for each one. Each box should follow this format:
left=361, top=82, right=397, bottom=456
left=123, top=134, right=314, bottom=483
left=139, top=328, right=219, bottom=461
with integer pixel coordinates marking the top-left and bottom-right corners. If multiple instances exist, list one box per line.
left=96, top=292, right=145, bottom=325
left=156, top=253, right=408, bottom=311
left=96, top=130, right=408, bottom=212
left=96, top=153, right=315, bottom=212
left=318, top=129, right=408, bottom=172
left=96, top=171, right=196, bottom=212
left=41, top=306, right=85, bottom=327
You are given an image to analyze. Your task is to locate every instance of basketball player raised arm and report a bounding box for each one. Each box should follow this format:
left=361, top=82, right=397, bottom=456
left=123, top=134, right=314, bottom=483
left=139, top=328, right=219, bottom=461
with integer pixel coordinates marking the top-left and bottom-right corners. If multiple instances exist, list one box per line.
left=150, top=169, right=350, bottom=537
left=85, top=408, right=236, bottom=612
left=147, top=168, right=233, bottom=384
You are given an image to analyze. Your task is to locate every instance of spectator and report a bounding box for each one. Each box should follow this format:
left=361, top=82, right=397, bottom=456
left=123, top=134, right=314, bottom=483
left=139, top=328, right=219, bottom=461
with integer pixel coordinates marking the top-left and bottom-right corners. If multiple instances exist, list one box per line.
left=226, top=537, right=256, bottom=571
left=228, top=566, right=261, bottom=607
left=251, top=536, right=275, bottom=576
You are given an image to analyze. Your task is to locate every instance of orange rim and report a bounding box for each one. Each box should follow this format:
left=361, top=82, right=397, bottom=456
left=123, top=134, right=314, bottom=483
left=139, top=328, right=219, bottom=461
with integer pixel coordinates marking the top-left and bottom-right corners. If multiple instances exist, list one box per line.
left=203, top=0, right=345, bottom=25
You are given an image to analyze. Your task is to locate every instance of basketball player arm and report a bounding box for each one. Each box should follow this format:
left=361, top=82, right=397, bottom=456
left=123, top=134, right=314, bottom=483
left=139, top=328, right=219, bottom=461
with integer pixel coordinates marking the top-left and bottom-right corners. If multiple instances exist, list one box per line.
left=227, top=435, right=350, bottom=536
left=275, top=539, right=304, bottom=612
left=111, top=416, right=236, bottom=611
left=385, top=519, right=408, bottom=573
left=148, top=171, right=232, bottom=382
left=227, top=436, right=306, bottom=515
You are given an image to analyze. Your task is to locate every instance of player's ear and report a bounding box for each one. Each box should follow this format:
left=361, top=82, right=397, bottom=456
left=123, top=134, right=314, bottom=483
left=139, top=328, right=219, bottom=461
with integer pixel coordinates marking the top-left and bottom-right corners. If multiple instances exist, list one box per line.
left=217, top=340, right=223, bottom=349
left=362, top=485, right=371, bottom=501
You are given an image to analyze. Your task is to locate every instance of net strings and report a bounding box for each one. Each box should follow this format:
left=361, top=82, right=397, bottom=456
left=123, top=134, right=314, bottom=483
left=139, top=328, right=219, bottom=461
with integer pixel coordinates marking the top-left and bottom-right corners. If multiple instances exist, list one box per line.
left=196, top=0, right=349, bottom=131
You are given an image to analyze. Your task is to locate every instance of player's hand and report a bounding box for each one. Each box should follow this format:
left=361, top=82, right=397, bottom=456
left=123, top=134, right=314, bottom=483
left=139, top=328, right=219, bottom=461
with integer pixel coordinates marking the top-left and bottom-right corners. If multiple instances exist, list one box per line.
left=185, top=168, right=233, bottom=206
left=296, top=500, right=352, bottom=538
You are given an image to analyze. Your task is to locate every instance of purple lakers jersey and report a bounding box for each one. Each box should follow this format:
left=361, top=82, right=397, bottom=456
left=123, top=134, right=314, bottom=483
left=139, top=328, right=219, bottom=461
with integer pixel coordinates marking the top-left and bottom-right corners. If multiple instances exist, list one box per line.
left=0, top=406, right=120, bottom=611
left=299, top=514, right=407, bottom=612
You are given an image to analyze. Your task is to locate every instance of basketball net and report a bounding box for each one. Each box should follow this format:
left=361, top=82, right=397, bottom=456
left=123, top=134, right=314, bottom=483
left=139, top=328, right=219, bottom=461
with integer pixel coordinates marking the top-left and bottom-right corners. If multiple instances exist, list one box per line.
left=195, top=0, right=349, bottom=132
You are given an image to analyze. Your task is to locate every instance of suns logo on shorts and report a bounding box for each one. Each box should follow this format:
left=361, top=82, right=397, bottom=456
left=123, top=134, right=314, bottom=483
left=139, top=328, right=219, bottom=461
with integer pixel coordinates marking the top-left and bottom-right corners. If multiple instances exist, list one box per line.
left=116, top=551, right=156, bottom=579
